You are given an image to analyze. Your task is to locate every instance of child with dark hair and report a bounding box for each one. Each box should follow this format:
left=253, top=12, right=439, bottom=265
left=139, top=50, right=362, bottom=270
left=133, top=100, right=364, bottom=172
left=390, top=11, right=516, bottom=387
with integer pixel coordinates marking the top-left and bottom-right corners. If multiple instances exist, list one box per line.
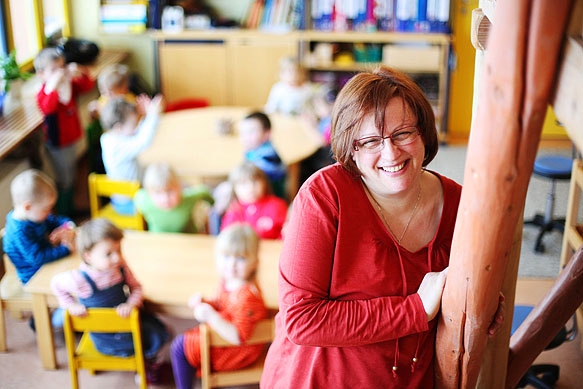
left=238, top=111, right=286, bottom=199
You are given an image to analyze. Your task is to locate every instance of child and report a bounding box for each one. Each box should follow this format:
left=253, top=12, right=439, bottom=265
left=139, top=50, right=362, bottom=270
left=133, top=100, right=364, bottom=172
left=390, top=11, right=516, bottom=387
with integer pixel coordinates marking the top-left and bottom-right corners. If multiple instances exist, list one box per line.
left=100, top=93, right=164, bottom=214
left=134, top=162, right=214, bottom=233
left=34, top=47, right=95, bottom=216
left=299, top=84, right=338, bottom=186
left=86, top=63, right=138, bottom=174
left=3, top=169, right=76, bottom=286
left=50, top=218, right=170, bottom=382
left=221, top=162, right=288, bottom=240
left=170, top=223, right=267, bottom=389
left=264, top=56, right=314, bottom=116
left=238, top=111, right=286, bottom=199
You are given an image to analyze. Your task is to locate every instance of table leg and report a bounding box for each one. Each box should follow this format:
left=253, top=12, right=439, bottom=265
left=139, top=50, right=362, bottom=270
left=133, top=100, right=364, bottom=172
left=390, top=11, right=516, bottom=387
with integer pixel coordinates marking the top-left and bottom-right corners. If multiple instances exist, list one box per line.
left=31, top=293, right=56, bottom=370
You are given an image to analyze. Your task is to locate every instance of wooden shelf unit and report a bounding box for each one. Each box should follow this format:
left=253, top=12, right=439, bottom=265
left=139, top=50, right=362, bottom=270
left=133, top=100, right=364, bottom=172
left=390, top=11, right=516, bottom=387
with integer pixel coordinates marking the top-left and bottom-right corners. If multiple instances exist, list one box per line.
left=154, top=30, right=451, bottom=134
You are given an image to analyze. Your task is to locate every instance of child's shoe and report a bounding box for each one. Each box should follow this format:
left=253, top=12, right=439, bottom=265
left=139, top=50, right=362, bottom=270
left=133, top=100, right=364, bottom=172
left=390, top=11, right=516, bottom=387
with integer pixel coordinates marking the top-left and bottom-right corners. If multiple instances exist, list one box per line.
left=145, top=360, right=172, bottom=385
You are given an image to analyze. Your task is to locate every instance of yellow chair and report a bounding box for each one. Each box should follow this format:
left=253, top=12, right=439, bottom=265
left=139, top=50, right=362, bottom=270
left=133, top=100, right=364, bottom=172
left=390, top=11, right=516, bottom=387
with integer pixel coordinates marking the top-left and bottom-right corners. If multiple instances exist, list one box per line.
left=0, top=253, right=32, bottom=352
left=199, top=317, right=275, bottom=389
left=63, top=308, right=147, bottom=389
left=88, top=173, right=144, bottom=230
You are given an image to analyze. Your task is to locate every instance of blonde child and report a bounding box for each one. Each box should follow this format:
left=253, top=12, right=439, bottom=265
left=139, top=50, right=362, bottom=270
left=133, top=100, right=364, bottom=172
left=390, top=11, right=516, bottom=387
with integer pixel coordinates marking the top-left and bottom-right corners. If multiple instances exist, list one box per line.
left=2, top=169, right=75, bottom=330
left=299, top=84, right=338, bottom=186
left=100, top=94, right=164, bottom=214
left=170, top=223, right=267, bottom=389
left=34, top=47, right=95, bottom=216
left=3, top=169, right=75, bottom=285
left=50, top=218, right=170, bottom=383
left=134, top=162, right=214, bottom=233
left=221, top=162, right=288, bottom=240
left=86, top=63, right=138, bottom=174
left=264, top=56, right=314, bottom=116
left=238, top=111, right=286, bottom=198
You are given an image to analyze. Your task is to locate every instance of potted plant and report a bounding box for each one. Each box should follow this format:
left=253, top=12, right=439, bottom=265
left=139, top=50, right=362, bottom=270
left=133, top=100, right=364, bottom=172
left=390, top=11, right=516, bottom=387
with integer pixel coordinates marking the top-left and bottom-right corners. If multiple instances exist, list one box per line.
left=0, top=50, right=32, bottom=98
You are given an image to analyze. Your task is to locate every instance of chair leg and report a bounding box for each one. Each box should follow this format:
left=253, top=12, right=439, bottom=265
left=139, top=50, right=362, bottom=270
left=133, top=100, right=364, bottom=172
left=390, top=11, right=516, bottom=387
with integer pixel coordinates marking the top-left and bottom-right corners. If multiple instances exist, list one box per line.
left=518, top=364, right=559, bottom=389
left=0, top=306, right=7, bottom=352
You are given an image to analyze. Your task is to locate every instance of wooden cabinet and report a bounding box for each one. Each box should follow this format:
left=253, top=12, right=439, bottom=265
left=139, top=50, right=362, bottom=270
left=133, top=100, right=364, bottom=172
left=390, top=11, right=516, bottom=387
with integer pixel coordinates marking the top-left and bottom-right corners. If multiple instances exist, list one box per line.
left=154, top=31, right=298, bottom=107
left=158, top=40, right=229, bottom=105
left=229, top=35, right=297, bottom=107
left=298, top=31, right=451, bottom=136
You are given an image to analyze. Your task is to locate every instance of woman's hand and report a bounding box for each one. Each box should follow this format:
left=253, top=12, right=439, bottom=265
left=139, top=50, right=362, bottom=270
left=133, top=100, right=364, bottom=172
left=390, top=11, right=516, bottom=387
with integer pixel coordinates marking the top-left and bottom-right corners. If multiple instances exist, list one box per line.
left=417, top=267, right=449, bottom=321
left=488, top=292, right=506, bottom=337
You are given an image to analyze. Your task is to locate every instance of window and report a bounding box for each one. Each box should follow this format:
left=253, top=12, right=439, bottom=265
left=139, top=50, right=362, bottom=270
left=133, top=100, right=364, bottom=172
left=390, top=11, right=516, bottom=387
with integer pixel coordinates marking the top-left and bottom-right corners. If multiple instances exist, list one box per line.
left=1, top=0, right=69, bottom=67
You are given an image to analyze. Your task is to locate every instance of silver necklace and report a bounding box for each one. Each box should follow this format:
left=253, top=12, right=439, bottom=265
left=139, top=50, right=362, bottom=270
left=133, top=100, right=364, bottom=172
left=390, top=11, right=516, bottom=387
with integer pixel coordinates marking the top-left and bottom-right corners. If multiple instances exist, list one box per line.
left=367, top=183, right=422, bottom=245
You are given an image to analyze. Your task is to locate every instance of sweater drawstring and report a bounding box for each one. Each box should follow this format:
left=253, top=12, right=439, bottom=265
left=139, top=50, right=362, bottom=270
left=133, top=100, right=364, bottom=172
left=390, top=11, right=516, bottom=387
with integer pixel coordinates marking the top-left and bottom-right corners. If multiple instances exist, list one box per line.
left=393, top=338, right=400, bottom=377
left=411, top=336, right=421, bottom=372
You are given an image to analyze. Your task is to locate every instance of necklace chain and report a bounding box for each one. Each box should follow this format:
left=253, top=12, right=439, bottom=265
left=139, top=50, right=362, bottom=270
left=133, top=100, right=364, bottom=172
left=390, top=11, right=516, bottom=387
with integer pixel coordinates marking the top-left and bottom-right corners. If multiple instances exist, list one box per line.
left=368, top=183, right=422, bottom=245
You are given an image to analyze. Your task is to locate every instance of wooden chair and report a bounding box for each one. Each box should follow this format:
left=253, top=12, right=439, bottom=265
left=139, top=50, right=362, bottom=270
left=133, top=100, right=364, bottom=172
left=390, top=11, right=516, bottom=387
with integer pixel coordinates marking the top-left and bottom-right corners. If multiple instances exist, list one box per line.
left=0, top=228, right=32, bottom=352
left=88, top=173, right=144, bottom=230
left=0, top=254, right=32, bottom=352
left=63, top=308, right=147, bottom=389
left=199, top=317, right=275, bottom=389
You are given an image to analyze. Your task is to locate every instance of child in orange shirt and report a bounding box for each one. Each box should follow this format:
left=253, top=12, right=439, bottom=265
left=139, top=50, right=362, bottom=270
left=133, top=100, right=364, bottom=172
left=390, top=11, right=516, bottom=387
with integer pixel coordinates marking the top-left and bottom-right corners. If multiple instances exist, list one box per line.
left=170, top=223, right=267, bottom=389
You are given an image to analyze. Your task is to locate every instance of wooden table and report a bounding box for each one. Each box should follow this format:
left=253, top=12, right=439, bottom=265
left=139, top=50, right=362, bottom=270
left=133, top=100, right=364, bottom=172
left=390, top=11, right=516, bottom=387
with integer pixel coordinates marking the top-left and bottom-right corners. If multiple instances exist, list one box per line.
left=0, top=49, right=129, bottom=162
left=24, top=230, right=282, bottom=370
left=138, top=106, right=322, bottom=196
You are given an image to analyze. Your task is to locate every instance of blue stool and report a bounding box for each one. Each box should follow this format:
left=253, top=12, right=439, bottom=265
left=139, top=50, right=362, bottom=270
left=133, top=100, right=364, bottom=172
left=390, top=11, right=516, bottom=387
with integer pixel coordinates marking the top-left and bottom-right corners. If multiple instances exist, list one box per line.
left=524, top=155, right=572, bottom=253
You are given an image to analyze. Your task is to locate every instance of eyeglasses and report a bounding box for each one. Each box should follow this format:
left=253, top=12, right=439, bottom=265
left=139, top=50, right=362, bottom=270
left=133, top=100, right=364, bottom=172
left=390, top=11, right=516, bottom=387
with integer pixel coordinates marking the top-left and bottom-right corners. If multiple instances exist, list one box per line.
left=353, top=126, right=420, bottom=153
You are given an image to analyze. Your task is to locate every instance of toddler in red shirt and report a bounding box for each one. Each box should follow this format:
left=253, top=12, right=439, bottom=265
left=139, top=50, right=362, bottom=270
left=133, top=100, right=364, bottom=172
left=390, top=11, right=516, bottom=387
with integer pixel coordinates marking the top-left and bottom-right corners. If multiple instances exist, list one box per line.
left=220, top=162, right=288, bottom=239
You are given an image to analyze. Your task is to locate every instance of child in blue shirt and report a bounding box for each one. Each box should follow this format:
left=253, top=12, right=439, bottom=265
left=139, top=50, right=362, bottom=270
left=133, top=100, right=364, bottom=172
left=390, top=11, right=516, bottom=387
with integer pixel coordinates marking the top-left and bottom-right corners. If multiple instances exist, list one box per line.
left=3, top=169, right=75, bottom=285
left=238, top=111, right=287, bottom=199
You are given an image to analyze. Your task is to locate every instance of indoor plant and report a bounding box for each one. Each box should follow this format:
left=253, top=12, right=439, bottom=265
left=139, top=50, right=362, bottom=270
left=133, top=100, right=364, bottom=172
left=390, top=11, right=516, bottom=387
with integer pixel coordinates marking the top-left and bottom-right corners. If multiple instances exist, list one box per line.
left=0, top=50, right=32, bottom=95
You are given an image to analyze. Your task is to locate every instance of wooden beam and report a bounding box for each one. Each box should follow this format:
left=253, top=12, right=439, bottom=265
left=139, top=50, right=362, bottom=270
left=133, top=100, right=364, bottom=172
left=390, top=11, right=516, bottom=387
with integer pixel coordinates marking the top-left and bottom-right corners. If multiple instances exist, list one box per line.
left=506, top=247, right=583, bottom=389
left=434, top=1, right=573, bottom=387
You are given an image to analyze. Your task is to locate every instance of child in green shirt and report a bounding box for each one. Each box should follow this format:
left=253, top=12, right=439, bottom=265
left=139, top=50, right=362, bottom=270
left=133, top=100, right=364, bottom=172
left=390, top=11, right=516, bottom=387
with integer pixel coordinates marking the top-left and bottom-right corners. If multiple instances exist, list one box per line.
left=134, top=163, right=214, bottom=233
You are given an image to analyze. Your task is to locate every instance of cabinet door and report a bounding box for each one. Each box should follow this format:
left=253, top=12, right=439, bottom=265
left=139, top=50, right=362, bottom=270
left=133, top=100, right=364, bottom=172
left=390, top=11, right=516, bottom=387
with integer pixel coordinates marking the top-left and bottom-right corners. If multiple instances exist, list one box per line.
left=229, top=38, right=297, bottom=107
left=158, top=41, right=228, bottom=105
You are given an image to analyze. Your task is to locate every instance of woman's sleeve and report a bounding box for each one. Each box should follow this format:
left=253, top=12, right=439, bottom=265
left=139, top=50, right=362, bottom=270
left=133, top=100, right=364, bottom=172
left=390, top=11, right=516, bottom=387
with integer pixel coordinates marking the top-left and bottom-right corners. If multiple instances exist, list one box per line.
left=280, top=186, right=428, bottom=347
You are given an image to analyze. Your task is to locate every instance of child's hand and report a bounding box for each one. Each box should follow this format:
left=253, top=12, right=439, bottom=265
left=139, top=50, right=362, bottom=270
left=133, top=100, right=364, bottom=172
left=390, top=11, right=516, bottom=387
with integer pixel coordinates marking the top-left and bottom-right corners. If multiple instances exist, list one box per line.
left=116, top=303, right=134, bottom=318
left=45, top=69, right=66, bottom=92
left=68, top=303, right=87, bottom=317
left=193, top=302, right=217, bottom=323
left=49, top=223, right=76, bottom=249
left=88, top=100, right=100, bottom=119
left=188, top=293, right=203, bottom=309
left=66, top=62, right=84, bottom=79
left=146, top=94, right=165, bottom=116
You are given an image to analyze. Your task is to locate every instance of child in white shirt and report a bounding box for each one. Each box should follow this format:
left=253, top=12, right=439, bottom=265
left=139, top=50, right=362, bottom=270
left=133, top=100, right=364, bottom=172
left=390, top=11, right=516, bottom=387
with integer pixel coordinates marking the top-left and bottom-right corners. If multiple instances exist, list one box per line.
left=100, top=94, right=164, bottom=214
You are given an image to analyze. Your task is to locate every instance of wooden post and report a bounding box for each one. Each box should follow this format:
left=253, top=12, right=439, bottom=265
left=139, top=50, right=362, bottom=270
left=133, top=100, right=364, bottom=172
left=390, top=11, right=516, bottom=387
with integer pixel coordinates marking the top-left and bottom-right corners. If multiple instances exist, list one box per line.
left=434, top=1, right=573, bottom=387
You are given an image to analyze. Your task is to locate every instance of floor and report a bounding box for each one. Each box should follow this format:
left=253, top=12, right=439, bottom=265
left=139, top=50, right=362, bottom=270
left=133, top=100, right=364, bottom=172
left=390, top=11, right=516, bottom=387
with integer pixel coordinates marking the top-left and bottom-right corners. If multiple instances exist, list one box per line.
left=0, top=278, right=580, bottom=388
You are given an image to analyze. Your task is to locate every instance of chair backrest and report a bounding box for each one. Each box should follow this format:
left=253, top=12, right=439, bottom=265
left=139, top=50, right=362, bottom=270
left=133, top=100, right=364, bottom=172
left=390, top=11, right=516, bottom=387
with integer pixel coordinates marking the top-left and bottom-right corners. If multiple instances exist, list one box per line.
left=199, top=317, right=275, bottom=389
left=88, top=173, right=144, bottom=230
left=164, top=97, right=209, bottom=112
left=63, top=308, right=146, bottom=389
